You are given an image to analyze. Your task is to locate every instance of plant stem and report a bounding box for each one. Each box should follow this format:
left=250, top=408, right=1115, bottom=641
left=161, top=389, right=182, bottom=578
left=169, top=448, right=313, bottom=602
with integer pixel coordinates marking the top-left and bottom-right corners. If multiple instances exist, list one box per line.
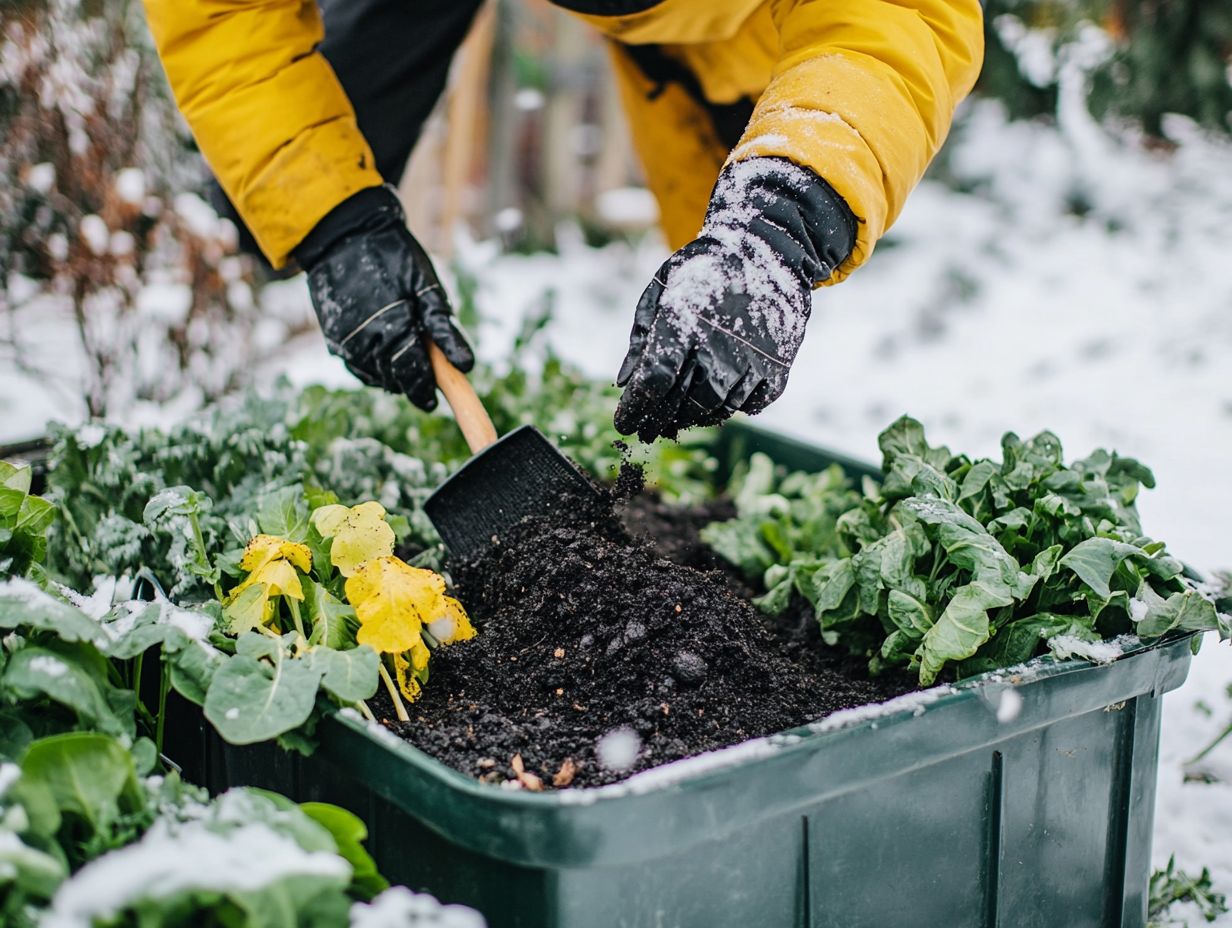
left=155, top=658, right=170, bottom=756
left=133, top=650, right=144, bottom=694
left=287, top=598, right=307, bottom=642
left=377, top=661, right=409, bottom=722
left=188, top=511, right=224, bottom=602
left=1187, top=719, right=1232, bottom=766
left=356, top=700, right=376, bottom=723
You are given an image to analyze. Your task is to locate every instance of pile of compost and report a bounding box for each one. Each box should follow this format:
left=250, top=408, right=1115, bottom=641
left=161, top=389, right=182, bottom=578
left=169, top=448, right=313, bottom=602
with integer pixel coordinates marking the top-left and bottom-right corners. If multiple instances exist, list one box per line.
left=376, top=477, right=912, bottom=789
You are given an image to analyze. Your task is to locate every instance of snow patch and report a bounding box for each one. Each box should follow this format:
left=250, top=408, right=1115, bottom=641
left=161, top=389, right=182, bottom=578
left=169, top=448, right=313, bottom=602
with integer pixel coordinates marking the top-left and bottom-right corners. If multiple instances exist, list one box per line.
left=43, top=817, right=350, bottom=927
left=79, top=215, right=109, bottom=255
left=26, top=654, right=68, bottom=678
left=114, top=167, right=146, bottom=205
left=996, top=688, right=1024, bottom=723
left=0, top=763, right=21, bottom=798
left=595, top=187, right=658, bottom=228
left=595, top=727, right=641, bottom=772
left=26, top=161, right=55, bottom=194
left=807, top=686, right=955, bottom=735
left=349, top=886, right=487, bottom=928
left=1048, top=634, right=1137, bottom=664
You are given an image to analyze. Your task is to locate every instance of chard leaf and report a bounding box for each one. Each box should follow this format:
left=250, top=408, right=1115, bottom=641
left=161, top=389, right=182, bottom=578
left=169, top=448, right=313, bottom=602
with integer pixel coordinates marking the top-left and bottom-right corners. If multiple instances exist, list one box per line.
left=0, top=580, right=106, bottom=646
left=307, top=646, right=379, bottom=703
left=256, top=485, right=310, bottom=543
left=300, top=802, right=388, bottom=899
left=1138, top=588, right=1225, bottom=638
left=19, top=733, right=141, bottom=836
left=917, top=580, right=1011, bottom=685
left=1059, top=537, right=1149, bottom=599
left=886, top=589, right=933, bottom=638
left=203, top=650, right=324, bottom=745
left=303, top=581, right=359, bottom=650
left=3, top=645, right=131, bottom=738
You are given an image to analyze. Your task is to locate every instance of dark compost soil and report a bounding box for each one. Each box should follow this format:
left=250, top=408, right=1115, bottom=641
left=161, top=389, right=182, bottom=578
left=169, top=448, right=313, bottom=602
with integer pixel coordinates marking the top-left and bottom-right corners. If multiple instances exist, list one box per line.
left=375, top=481, right=915, bottom=790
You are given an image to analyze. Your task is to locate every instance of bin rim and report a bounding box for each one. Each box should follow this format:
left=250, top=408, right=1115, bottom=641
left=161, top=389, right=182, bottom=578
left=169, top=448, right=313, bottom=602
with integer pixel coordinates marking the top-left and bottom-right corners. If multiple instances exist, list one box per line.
left=324, top=628, right=1197, bottom=808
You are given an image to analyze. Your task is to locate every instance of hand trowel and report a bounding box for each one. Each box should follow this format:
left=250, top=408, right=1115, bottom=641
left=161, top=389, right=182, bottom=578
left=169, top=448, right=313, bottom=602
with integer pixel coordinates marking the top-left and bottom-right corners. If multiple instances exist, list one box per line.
left=421, top=341, right=601, bottom=558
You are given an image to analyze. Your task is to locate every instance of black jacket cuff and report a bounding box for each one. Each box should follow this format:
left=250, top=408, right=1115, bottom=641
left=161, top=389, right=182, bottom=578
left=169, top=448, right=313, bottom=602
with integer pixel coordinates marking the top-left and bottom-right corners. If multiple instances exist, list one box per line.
left=292, top=184, right=403, bottom=270
left=710, top=158, right=857, bottom=287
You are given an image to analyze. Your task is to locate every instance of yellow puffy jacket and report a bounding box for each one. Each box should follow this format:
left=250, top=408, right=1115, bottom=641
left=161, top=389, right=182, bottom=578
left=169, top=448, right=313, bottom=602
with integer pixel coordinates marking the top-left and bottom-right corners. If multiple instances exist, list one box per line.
left=143, top=0, right=983, bottom=278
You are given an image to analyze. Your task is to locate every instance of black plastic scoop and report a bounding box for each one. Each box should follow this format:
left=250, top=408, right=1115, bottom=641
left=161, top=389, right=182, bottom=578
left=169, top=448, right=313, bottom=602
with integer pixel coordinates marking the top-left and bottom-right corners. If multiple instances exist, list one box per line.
left=422, top=342, right=600, bottom=557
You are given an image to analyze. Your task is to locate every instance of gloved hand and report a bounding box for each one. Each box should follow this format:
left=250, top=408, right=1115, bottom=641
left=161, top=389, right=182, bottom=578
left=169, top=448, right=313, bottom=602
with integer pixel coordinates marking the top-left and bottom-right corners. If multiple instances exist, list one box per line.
left=614, top=158, right=855, bottom=442
left=293, top=185, right=473, bottom=410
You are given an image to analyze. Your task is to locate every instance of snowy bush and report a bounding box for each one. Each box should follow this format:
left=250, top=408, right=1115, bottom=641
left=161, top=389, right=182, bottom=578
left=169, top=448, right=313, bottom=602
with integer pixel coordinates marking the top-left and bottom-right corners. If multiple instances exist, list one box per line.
left=979, top=0, right=1232, bottom=137
left=0, top=0, right=265, bottom=417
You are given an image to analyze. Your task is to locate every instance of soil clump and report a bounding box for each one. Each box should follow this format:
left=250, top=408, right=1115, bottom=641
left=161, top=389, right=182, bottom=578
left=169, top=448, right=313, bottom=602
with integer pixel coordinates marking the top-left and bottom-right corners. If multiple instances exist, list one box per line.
left=377, top=484, right=912, bottom=789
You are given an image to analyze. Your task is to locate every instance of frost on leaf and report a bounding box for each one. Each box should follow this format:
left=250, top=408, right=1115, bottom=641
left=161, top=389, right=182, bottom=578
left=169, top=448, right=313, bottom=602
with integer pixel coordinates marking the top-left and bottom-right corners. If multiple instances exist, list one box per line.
left=311, top=502, right=395, bottom=578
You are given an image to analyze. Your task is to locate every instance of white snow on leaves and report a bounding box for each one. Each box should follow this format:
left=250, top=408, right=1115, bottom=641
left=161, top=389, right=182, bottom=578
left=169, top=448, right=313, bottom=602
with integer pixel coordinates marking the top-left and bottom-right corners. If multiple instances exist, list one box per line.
left=349, top=886, right=488, bottom=928
left=41, top=822, right=350, bottom=928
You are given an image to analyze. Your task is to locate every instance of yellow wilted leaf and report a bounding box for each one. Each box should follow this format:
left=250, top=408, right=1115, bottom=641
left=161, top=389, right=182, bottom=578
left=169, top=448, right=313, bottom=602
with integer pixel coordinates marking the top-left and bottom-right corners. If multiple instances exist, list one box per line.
left=225, top=534, right=310, bottom=633
left=224, top=582, right=272, bottom=635
left=230, top=554, right=305, bottom=603
left=239, top=534, right=312, bottom=574
left=346, top=557, right=444, bottom=654
left=310, top=504, right=349, bottom=538
left=311, top=501, right=395, bottom=577
left=428, top=596, right=476, bottom=645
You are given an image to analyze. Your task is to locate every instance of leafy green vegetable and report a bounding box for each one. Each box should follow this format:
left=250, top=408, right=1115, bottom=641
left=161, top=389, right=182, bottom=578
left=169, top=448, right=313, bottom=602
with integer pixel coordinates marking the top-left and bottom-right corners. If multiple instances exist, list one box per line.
left=704, top=416, right=1229, bottom=684
left=0, top=453, right=476, bottom=928
left=203, top=640, right=325, bottom=745
left=0, top=461, right=56, bottom=583
left=1149, top=855, right=1228, bottom=927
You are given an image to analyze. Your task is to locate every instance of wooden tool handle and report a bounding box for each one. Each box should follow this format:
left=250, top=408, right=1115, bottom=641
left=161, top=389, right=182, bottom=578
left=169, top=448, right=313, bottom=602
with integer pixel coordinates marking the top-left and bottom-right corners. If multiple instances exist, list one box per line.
left=426, top=340, right=499, bottom=453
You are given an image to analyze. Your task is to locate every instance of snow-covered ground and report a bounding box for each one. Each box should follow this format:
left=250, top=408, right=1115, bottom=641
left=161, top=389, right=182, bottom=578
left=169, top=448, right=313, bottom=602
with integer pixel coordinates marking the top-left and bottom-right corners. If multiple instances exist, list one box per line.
left=4, top=98, right=1232, bottom=920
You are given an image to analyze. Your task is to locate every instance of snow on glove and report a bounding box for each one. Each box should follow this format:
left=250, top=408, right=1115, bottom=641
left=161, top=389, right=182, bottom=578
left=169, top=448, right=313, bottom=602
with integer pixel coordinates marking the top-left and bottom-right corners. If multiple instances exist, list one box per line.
left=614, top=158, right=855, bottom=442
left=294, top=185, right=474, bottom=411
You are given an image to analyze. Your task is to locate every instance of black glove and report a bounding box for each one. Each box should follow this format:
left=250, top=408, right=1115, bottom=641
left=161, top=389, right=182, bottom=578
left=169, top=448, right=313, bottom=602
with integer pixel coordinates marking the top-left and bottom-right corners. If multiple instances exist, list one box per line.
left=293, top=185, right=473, bottom=411
left=614, top=158, right=855, bottom=442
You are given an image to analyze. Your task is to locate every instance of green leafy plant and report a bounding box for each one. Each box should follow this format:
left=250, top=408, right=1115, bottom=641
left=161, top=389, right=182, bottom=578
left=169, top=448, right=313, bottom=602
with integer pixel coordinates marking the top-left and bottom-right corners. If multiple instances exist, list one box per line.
left=1149, top=855, right=1228, bottom=927
left=0, top=573, right=401, bottom=927
left=705, top=416, right=1228, bottom=684
left=0, top=461, right=56, bottom=583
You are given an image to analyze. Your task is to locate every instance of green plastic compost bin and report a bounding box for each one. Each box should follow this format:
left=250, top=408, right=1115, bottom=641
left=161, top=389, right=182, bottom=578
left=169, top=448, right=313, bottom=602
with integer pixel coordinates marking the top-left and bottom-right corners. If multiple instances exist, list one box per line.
left=151, top=423, right=1194, bottom=928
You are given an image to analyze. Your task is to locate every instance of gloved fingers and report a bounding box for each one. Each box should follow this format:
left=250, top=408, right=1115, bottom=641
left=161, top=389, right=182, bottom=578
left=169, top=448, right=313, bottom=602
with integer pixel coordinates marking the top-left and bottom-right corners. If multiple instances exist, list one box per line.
left=737, top=369, right=786, bottom=416
left=383, top=336, right=439, bottom=412
left=723, top=369, right=764, bottom=412
left=420, top=292, right=475, bottom=374
left=613, top=328, right=687, bottom=437
left=675, top=363, right=753, bottom=432
left=617, top=272, right=666, bottom=386
left=637, top=354, right=699, bottom=442
left=679, top=343, right=748, bottom=421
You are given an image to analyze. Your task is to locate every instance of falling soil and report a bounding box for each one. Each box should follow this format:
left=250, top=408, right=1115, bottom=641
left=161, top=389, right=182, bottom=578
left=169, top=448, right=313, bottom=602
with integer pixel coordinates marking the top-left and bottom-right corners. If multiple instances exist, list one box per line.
left=376, top=477, right=914, bottom=789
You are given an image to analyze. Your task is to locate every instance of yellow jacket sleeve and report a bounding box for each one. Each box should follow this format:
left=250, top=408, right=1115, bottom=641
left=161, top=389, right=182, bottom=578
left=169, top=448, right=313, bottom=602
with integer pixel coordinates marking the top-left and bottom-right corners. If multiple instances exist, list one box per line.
left=730, top=0, right=984, bottom=282
left=143, top=0, right=383, bottom=268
